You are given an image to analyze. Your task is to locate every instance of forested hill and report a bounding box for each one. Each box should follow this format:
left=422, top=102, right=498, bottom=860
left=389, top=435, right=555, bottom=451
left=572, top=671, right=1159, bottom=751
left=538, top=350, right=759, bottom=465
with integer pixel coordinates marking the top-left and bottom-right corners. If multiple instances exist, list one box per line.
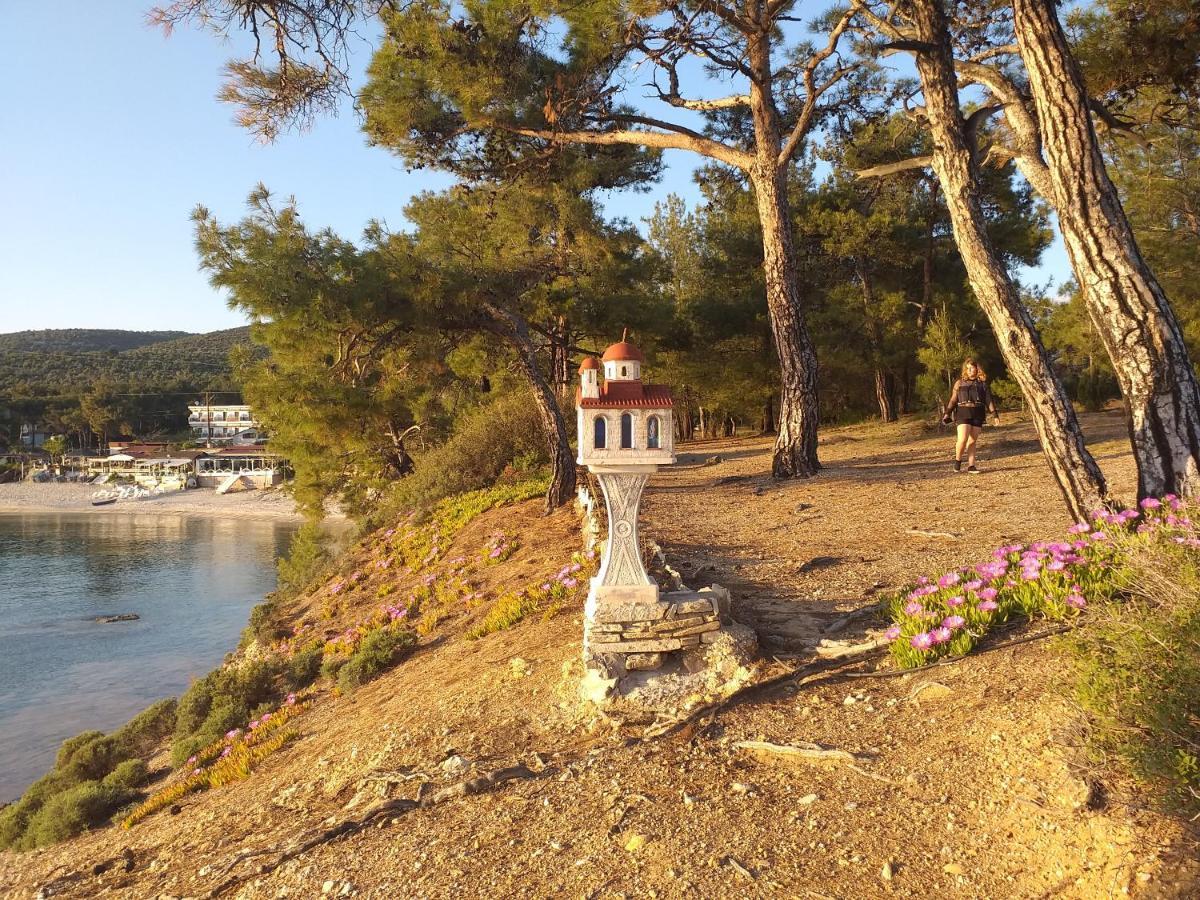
left=0, top=327, right=252, bottom=396
left=0, top=329, right=191, bottom=355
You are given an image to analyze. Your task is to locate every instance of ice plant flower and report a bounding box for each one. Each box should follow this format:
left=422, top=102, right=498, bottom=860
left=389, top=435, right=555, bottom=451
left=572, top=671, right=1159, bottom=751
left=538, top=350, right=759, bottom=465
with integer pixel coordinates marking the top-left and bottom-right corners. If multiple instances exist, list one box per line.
left=977, top=587, right=998, bottom=601
left=964, top=580, right=983, bottom=591
left=911, top=632, right=934, bottom=650
left=931, top=626, right=953, bottom=645
left=904, top=600, right=924, bottom=617
left=937, top=572, right=961, bottom=588
left=884, top=624, right=902, bottom=641
left=946, top=595, right=965, bottom=608
left=976, top=599, right=999, bottom=612
left=942, top=615, right=965, bottom=630
left=1066, top=592, right=1086, bottom=609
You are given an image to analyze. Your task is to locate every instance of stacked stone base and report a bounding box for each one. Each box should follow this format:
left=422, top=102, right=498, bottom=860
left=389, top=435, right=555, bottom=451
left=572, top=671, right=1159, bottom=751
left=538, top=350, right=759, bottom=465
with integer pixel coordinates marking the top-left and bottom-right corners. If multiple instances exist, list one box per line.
left=584, top=585, right=731, bottom=677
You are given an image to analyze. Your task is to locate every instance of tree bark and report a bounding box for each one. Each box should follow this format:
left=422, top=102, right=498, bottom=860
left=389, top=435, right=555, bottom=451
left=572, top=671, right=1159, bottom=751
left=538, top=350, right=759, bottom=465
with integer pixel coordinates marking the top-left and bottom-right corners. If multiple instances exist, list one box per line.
left=909, top=0, right=1108, bottom=519
left=481, top=302, right=575, bottom=513
left=748, top=30, right=821, bottom=478
left=1012, top=0, right=1200, bottom=499
left=761, top=394, right=776, bottom=435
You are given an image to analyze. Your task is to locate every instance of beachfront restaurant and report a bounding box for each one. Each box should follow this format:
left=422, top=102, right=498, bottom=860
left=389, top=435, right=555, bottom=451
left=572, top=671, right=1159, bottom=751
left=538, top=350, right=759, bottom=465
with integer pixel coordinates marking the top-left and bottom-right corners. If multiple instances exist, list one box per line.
left=193, top=447, right=284, bottom=489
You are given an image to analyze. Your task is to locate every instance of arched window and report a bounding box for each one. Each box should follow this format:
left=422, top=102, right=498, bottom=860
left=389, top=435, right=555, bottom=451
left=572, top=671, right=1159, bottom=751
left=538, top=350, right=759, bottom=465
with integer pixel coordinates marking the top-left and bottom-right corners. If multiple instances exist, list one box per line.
left=647, top=415, right=660, bottom=449
left=593, top=416, right=607, bottom=450
left=620, top=413, right=633, bottom=449
left=620, top=365, right=628, bottom=377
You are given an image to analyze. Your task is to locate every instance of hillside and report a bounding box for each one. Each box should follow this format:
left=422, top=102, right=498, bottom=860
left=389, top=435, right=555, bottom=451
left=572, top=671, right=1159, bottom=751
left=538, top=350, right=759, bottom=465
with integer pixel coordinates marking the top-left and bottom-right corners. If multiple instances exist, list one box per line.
left=0, top=327, right=252, bottom=399
left=2, top=416, right=1198, bottom=898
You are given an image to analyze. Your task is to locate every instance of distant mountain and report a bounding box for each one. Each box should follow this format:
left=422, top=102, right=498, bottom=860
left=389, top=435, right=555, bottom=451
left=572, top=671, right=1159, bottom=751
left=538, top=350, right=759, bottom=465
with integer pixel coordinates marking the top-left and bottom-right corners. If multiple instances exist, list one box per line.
left=0, top=329, right=192, bottom=355
left=0, top=327, right=254, bottom=398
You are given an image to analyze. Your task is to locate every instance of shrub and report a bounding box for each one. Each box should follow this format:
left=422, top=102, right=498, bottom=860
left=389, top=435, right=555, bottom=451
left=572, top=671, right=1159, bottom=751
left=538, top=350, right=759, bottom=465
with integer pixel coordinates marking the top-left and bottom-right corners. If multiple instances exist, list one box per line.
left=171, top=660, right=282, bottom=766
left=277, top=522, right=334, bottom=598
left=285, top=645, right=324, bottom=690
left=113, top=699, right=177, bottom=756
left=1065, top=539, right=1200, bottom=816
left=374, top=391, right=548, bottom=523
left=20, top=781, right=131, bottom=849
left=336, top=628, right=416, bottom=693
left=101, top=759, right=149, bottom=793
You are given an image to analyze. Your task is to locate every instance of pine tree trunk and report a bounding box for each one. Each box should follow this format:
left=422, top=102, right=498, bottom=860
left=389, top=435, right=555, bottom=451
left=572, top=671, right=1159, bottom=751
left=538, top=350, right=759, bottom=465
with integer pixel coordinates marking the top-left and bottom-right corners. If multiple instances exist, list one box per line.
left=761, top=394, right=776, bottom=435
left=750, top=168, right=821, bottom=477
left=550, top=315, right=571, bottom=398
left=856, top=261, right=897, bottom=423
left=482, top=302, right=575, bottom=513
left=748, top=30, right=820, bottom=478
left=909, top=0, right=1107, bottom=520
left=1012, top=0, right=1200, bottom=499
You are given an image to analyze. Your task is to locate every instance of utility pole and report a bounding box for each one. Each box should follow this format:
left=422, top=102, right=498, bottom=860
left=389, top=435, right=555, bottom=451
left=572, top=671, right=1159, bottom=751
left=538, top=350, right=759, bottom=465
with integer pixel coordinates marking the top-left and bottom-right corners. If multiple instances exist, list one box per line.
left=204, top=391, right=214, bottom=449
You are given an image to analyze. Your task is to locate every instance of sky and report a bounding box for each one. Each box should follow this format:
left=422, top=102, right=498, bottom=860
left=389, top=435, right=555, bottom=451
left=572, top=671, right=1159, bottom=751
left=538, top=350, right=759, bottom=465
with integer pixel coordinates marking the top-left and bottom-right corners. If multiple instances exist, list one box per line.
left=0, top=2, right=1071, bottom=335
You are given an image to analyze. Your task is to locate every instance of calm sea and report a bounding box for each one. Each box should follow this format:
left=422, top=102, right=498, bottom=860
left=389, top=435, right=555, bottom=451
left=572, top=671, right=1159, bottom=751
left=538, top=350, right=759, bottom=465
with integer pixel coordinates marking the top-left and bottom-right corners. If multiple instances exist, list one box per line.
left=0, top=513, right=296, bottom=801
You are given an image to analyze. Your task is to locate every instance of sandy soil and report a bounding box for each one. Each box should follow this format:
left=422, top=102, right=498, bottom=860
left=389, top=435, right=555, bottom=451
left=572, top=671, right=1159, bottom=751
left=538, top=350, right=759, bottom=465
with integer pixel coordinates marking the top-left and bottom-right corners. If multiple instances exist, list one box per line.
left=0, top=483, right=327, bottom=521
left=3, top=411, right=1197, bottom=900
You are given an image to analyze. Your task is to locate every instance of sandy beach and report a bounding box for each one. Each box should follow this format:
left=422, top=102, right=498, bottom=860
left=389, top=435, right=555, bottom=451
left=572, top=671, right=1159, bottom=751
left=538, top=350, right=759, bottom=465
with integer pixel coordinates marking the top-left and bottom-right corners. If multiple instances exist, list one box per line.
left=0, top=482, right=338, bottom=521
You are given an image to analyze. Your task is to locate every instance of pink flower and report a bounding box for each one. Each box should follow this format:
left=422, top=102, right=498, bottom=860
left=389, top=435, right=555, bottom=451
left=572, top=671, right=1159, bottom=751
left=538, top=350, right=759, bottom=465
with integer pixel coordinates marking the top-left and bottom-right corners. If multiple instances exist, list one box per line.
left=193, top=767, right=203, bottom=775
left=1046, top=559, right=1066, bottom=572
left=937, top=572, right=961, bottom=589
left=1090, top=531, right=1108, bottom=541
left=946, top=595, right=965, bottom=608
left=220, top=747, right=231, bottom=758
left=884, top=624, right=902, bottom=641
left=562, top=578, right=579, bottom=588
left=931, top=626, right=953, bottom=645
left=911, top=632, right=934, bottom=650
left=977, top=587, right=998, bottom=601
left=225, top=729, right=241, bottom=740
left=1067, top=522, right=1090, bottom=534
left=286, top=692, right=297, bottom=705
left=904, top=600, right=924, bottom=617
left=942, top=615, right=965, bottom=630
left=489, top=547, right=503, bottom=559
left=976, top=599, right=999, bottom=612
left=187, top=755, right=197, bottom=765
left=1066, top=593, right=1086, bottom=609
left=964, top=580, right=983, bottom=591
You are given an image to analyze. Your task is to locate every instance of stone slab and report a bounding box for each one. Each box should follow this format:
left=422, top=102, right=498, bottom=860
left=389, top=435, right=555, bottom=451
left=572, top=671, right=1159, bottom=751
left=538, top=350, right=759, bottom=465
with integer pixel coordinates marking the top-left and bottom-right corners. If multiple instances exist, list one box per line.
left=588, top=637, right=683, bottom=654
left=669, top=598, right=720, bottom=617
left=651, top=614, right=710, bottom=633
left=668, top=620, right=722, bottom=638
left=590, top=599, right=671, bottom=624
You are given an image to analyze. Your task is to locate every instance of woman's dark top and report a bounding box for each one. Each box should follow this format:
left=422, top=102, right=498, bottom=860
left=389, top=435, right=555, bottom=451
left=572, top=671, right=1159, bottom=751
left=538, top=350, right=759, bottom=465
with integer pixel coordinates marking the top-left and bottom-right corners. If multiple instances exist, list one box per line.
left=946, top=377, right=996, bottom=426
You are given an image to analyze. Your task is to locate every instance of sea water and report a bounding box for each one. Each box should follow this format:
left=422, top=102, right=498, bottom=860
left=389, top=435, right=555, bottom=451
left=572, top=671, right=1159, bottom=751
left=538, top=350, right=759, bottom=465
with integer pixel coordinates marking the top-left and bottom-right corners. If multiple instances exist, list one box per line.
left=0, top=513, right=295, bottom=801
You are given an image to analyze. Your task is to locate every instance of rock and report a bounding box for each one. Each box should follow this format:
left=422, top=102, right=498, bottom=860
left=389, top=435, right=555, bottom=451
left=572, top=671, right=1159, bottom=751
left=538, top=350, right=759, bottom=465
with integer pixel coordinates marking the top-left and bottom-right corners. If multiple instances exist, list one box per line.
left=909, top=681, right=954, bottom=705
left=624, top=833, right=648, bottom=853
left=624, top=652, right=663, bottom=671
left=943, top=863, right=964, bottom=876
left=322, top=882, right=336, bottom=895
left=169, top=804, right=182, bottom=815
left=94, top=613, right=139, bottom=624
left=121, top=848, right=135, bottom=872
left=339, top=883, right=355, bottom=897
left=881, top=861, right=894, bottom=881
left=588, top=637, right=683, bottom=653
left=730, top=782, right=755, bottom=795
left=798, top=794, right=818, bottom=806
left=579, top=667, right=618, bottom=704
left=509, top=657, right=532, bottom=679
left=705, top=455, right=724, bottom=465
left=440, top=755, right=471, bottom=776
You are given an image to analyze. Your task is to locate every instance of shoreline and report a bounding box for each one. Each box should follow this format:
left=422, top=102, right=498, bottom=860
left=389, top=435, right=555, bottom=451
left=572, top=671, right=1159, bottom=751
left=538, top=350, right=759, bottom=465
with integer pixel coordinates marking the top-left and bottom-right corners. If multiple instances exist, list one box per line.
left=0, top=483, right=344, bottom=522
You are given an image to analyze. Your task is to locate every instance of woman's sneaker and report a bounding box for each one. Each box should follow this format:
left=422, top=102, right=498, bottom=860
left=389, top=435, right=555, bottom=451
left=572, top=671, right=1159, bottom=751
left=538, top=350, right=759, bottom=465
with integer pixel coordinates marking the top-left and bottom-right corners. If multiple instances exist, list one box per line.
left=967, top=465, right=980, bottom=474
left=953, top=459, right=962, bottom=472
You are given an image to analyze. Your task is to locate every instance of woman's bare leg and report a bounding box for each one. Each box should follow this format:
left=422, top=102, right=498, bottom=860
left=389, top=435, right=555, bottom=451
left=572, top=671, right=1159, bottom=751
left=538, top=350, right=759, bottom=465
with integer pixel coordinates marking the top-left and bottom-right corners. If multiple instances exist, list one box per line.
left=966, top=425, right=982, bottom=466
left=955, top=424, right=970, bottom=462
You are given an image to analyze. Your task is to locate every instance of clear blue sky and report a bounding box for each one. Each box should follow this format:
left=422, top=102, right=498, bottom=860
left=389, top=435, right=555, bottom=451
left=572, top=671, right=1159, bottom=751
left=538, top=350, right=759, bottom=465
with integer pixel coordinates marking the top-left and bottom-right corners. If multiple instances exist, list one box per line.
left=0, top=2, right=1070, bottom=335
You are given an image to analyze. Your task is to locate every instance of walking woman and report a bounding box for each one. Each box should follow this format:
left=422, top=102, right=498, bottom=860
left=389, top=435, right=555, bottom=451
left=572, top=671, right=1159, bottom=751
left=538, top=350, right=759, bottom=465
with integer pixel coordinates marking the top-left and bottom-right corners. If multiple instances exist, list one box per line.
left=942, top=358, right=999, bottom=473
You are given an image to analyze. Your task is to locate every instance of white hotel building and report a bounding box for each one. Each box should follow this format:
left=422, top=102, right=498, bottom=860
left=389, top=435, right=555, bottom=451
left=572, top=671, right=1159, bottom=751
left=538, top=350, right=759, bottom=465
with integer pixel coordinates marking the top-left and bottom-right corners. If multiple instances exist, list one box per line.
left=187, top=404, right=266, bottom=445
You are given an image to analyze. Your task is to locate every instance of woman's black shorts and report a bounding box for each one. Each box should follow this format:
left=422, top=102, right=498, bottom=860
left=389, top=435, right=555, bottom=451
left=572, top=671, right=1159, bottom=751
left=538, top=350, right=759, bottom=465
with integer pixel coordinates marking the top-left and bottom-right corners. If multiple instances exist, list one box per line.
left=954, top=409, right=985, bottom=427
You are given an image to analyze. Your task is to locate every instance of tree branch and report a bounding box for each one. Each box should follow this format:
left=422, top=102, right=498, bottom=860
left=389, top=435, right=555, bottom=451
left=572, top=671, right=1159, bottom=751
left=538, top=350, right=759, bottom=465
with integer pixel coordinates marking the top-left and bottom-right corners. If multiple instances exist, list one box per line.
left=498, top=119, right=753, bottom=170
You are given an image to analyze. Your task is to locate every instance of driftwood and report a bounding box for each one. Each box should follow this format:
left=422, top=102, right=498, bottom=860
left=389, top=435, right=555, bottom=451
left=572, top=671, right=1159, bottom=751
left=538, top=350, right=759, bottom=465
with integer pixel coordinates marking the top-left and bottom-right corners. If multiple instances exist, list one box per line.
left=906, top=527, right=961, bottom=539
left=735, top=739, right=865, bottom=765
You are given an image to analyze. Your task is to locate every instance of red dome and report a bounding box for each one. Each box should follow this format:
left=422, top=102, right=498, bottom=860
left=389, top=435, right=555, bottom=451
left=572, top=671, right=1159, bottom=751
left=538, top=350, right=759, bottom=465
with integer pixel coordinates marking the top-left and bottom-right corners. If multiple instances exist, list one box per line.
left=578, top=356, right=600, bottom=372
left=600, top=341, right=644, bottom=363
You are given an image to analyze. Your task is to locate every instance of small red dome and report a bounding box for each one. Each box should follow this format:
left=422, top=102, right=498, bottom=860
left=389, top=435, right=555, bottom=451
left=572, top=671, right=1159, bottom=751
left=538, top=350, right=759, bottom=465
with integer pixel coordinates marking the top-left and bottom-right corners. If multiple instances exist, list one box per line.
left=601, top=341, right=644, bottom=363
left=578, top=356, right=600, bottom=372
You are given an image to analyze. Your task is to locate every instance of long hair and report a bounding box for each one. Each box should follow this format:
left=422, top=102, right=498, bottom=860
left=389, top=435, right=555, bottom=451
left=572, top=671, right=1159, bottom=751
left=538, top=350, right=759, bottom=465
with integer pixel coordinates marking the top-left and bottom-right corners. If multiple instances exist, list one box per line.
left=961, top=358, right=986, bottom=381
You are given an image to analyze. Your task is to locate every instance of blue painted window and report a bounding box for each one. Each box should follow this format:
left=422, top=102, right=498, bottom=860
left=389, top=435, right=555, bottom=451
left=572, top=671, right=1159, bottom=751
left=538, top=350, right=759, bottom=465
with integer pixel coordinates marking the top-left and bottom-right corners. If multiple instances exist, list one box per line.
left=620, top=413, right=633, bottom=449
left=593, top=416, right=606, bottom=449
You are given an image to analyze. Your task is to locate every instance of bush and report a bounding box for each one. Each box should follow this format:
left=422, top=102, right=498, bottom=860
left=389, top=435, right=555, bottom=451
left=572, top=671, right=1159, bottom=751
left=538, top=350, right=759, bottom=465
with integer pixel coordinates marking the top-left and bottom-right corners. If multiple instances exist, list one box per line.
left=277, top=522, right=334, bottom=598
left=171, top=660, right=282, bottom=766
left=374, top=391, right=548, bottom=524
left=336, top=628, right=416, bottom=693
left=1065, top=539, right=1200, bottom=816
left=113, top=699, right=177, bottom=757
left=285, top=645, right=324, bottom=690
left=20, top=781, right=131, bottom=848
left=101, top=759, right=149, bottom=793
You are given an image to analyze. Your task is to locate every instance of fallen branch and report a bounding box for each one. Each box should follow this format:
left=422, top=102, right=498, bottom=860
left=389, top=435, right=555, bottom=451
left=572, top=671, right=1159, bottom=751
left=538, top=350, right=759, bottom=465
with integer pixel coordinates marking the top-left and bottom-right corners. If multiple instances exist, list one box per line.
left=906, top=527, right=961, bottom=539
left=735, top=739, right=865, bottom=765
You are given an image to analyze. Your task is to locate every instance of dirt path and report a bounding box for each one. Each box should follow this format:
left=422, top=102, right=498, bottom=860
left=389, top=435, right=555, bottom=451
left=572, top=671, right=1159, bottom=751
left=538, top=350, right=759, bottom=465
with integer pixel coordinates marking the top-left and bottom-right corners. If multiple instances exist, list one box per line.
left=643, top=411, right=1136, bottom=648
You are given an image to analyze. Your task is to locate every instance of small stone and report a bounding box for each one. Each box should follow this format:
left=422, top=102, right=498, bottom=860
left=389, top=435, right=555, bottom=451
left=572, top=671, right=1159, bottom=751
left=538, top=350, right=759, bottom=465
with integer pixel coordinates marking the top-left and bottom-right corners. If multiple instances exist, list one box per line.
left=339, top=883, right=355, bottom=897
left=625, top=833, right=647, bottom=853
left=625, top=652, right=664, bottom=671
left=881, top=861, right=894, bottom=881
left=943, top=863, right=964, bottom=876
left=441, top=754, right=471, bottom=776
left=843, top=695, right=857, bottom=706
left=731, top=782, right=755, bottom=795
left=322, top=881, right=336, bottom=895
left=798, top=794, right=818, bottom=806
left=910, top=681, right=954, bottom=704
left=509, top=657, right=532, bottom=678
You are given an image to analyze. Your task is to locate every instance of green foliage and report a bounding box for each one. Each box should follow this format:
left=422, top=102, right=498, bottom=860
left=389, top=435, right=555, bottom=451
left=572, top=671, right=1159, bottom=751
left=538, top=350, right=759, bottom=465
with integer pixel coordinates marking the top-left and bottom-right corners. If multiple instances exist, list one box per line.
left=285, top=646, right=324, bottom=690
left=1065, top=541, right=1200, bottom=816
left=171, top=660, right=281, bottom=766
left=336, top=628, right=417, bottom=692
left=916, top=308, right=975, bottom=410
left=0, top=698, right=174, bottom=850
left=276, top=523, right=334, bottom=598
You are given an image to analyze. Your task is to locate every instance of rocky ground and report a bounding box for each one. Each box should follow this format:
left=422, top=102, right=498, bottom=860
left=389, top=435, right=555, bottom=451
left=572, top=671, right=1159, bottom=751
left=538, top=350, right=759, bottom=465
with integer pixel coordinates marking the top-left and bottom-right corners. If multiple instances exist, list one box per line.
left=3, top=410, right=1198, bottom=899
